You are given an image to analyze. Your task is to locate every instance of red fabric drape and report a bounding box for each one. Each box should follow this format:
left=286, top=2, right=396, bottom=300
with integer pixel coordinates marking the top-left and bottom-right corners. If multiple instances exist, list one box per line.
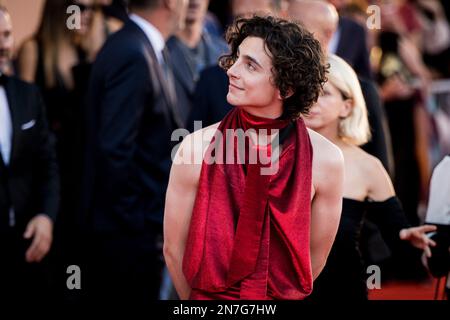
left=183, top=107, right=313, bottom=300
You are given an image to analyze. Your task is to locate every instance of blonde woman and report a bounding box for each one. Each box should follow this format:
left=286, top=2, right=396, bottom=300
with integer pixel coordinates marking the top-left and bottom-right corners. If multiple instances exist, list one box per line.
left=305, top=54, right=437, bottom=300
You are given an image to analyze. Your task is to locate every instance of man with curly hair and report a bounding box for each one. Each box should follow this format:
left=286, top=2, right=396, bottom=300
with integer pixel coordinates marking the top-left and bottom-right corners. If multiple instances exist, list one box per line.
left=164, top=16, right=344, bottom=300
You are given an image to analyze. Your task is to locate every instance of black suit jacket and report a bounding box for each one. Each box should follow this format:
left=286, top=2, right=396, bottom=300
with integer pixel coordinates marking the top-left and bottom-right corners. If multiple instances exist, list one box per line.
left=187, top=65, right=232, bottom=131
left=336, top=17, right=372, bottom=80
left=359, top=77, right=393, bottom=172
left=0, top=76, right=59, bottom=232
left=83, top=19, right=182, bottom=234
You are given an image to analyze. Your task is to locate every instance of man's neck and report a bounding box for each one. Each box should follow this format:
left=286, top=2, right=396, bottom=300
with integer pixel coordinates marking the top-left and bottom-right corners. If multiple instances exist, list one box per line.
left=131, top=9, right=172, bottom=40
left=176, top=21, right=203, bottom=48
left=241, top=105, right=284, bottom=120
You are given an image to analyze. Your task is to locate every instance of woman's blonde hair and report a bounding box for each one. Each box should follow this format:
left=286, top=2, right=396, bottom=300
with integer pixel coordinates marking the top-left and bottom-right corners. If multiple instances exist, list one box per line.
left=327, top=54, right=371, bottom=146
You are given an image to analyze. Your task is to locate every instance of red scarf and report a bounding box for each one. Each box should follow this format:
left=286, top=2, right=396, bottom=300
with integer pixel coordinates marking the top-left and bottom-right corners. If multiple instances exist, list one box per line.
left=183, top=107, right=313, bottom=299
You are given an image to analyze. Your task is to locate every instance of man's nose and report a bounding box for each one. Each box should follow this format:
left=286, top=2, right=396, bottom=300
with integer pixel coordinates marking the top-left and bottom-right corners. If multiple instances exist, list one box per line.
left=227, top=61, right=239, bottom=79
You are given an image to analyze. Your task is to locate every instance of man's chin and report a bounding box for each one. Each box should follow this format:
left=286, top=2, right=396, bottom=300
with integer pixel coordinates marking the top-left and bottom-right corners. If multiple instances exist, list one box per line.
left=0, top=60, right=8, bottom=72
left=184, top=17, right=198, bottom=26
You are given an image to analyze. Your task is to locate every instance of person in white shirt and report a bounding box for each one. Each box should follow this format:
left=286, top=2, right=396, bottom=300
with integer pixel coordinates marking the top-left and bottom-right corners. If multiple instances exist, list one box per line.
left=425, top=155, right=450, bottom=299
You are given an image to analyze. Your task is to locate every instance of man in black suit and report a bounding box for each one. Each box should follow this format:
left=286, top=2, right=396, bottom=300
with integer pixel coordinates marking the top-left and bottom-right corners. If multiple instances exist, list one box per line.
left=332, top=16, right=372, bottom=80
left=325, top=0, right=372, bottom=79
left=83, top=0, right=187, bottom=303
left=0, top=6, right=59, bottom=301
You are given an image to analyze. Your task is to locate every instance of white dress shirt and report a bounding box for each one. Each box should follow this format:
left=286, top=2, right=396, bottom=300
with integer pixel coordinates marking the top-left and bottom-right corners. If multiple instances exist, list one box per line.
left=0, top=84, right=12, bottom=166
left=328, top=27, right=341, bottom=54
left=426, top=155, right=450, bottom=225
left=129, top=13, right=166, bottom=65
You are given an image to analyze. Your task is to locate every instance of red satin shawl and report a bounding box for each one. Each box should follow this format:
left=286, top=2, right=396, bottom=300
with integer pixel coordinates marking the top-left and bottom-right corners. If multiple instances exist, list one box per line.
left=182, top=107, right=313, bottom=299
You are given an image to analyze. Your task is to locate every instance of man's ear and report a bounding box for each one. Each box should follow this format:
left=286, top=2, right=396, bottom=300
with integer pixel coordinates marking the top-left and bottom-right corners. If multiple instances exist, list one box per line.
left=162, top=0, right=176, bottom=11
left=278, top=88, right=294, bottom=100
left=339, top=98, right=353, bottom=118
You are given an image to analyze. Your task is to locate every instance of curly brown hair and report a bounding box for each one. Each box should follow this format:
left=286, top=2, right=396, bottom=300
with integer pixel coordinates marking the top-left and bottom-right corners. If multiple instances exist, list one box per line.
left=220, top=16, right=328, bottom=120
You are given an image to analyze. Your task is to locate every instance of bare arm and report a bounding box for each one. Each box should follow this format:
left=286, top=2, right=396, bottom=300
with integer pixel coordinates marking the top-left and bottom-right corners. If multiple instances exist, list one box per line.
left=163, top=123, right=220, bottom=300
left=309, top=132, right=345, bottom=280
left=366, top=154, right=436, bottom=257
left=163, top=135, right=200, bottom=300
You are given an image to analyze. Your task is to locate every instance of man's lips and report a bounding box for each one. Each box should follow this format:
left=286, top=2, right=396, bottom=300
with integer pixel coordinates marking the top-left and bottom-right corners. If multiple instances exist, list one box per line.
left=229, top=83, right=244, bottom=90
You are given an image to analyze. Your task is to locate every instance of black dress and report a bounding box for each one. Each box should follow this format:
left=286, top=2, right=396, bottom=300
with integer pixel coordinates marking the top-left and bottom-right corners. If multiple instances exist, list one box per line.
left=33, top=40, right=92, bottom=302
left=307, top=197, right=410, bottom=301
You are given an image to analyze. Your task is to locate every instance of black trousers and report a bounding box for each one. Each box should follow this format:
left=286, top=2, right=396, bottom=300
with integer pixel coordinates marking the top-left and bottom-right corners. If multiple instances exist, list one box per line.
left=84, top=228, right=164, bottom=305
left=0, top=228, right=52, bottom=303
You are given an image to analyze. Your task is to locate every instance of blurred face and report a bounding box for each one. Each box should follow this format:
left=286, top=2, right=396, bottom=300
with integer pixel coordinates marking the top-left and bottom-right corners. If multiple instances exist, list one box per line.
left=0, top=11, right=13, bottom=72
left=226, top=37, right=282, bottom=112
left=304, top=81, right=352, bottom=133
left=185, top=0, right=209, bottom=25
left=232, top=0, right=273, bottom=18
left=299, top=16, right=329, bottom=50
left=173, top=0, right=189, bottom=32
left=327, top=0, right=350, bottom=10
left=289, top=4, right=338, bottom=51
left=73, top=0, right=94, bottom=35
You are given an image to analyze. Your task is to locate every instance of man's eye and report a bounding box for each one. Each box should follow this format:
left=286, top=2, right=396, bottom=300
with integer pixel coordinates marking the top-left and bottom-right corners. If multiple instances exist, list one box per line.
left=246, top=63, right=256, bottom=71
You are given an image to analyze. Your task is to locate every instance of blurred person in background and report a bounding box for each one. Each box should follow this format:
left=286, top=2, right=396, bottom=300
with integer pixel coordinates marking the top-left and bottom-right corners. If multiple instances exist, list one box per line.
left=290, top=0, right=396, bottom=270
left=231, top=0, right=283, bottom=19
left=304, top=54, right=436, bottom=300
left=0, top=5, right=59, bottom=303
left=15, top=0, right=118, bottom=302
left=83, top=0, right=187, bottom=304
left=87, top=0, right=127, bottom=59
left=167, top=0, right=228, bottom=125
left=409, top=0, right=450, bottom=78
left=325, top=0, right=372, bottom=79
left=289, top=0, right=392, bottom=168
left=423, top=154, right=450, bottom=300
left=372, top=0, right=434, bottom=280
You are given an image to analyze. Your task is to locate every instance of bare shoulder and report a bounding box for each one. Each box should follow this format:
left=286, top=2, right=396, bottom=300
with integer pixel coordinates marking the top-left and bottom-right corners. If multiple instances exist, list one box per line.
left=352, top=148, right=395, bottom=200
left=177, top=122, right=221, bottom=161
left=307, top=129, right=344, bottom=197
left=171, top=122, right=221, bottom=187
left=307, top=129, right=344, bottom=169
left=352, top=147, right=386, bottom=177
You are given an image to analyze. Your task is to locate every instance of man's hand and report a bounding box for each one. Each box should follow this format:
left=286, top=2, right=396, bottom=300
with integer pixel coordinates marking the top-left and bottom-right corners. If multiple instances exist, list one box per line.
left=399, top=225, right=437, bottom=258
left=23, top=214, right=53, bottom=263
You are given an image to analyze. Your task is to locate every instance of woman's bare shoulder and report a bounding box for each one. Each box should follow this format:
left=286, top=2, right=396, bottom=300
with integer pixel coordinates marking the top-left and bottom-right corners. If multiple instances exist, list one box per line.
left=307, top=129, right=344, bottom=168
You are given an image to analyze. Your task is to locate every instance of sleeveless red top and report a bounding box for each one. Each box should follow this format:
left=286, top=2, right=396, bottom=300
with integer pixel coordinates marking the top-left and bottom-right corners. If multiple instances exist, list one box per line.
left=183, top=107, right=313, bottom=300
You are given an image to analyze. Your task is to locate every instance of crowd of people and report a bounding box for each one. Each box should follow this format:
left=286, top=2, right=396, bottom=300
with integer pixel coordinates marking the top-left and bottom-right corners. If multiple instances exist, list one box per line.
left=0, top=0, right=449, bottom=304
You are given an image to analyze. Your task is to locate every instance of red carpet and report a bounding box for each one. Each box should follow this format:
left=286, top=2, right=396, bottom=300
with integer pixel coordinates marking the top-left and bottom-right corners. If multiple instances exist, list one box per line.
left=368, top=276, right=448, bottom=300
